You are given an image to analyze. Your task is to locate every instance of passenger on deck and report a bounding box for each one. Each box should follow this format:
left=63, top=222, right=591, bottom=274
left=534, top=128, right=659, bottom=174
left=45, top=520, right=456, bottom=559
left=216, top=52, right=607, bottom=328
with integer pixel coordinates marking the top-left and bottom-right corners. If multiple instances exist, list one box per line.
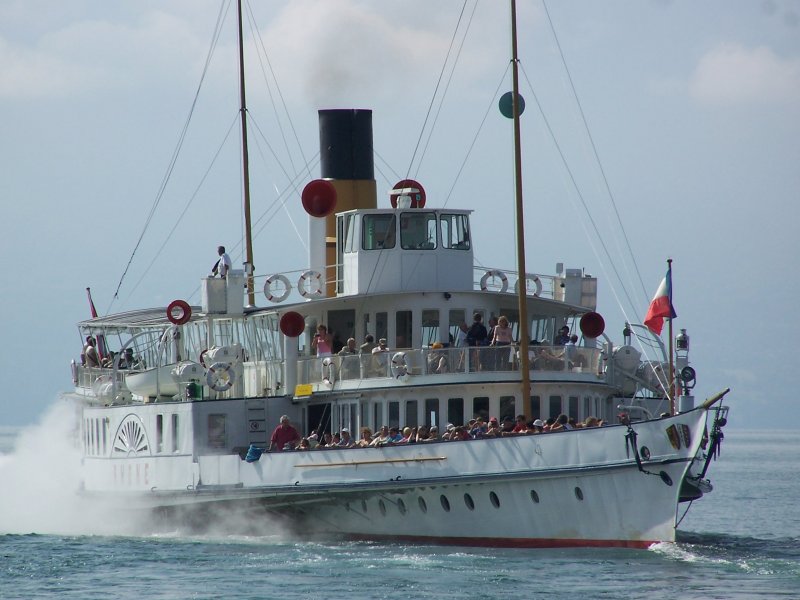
left=297, top=438, right=311, bottom=451
left=549, top=413, right=573, bottom=432
left=311, top=324, right=333, bottom=357
left=83, top=336, right=101, bottom=368
left=414, top=425, right=430, bottom=442
left=338, top=338, right=357, bottom=356
left=529, top=419, right=545, bottom=434
left=357, top=428, right=373, bottom=447
left=469, top=417, right=488, bottom=438
left=119, top=348, right=139, bottom=369
left=455, top=322, right=469, bottom=347
left=387, top=427, right=404, bottom=444
left=466, top=313, right=488, bottom=370
left=555, top=325, right=570, bottom=345
left=512, top=415, right=528, bottom=433
left=426, top=426, right=439, bottom=441
left=428, top=342, right=448, bottom=374
left=360, top=334, right=376, bottom=354
left=499, top=416, right=516, bottom=436
left=211, top=245, right=232, bottom=279
left=337, top=428, right=355, bottom=448
left=338, top=338, right=360, bottom=379
left=370, top=338, right=390, bottom=375
left=370, top=426, right=392, bottom=447
left=268, top=415, right=301, bottom=452
left=490, top=315, right=514, bottom=370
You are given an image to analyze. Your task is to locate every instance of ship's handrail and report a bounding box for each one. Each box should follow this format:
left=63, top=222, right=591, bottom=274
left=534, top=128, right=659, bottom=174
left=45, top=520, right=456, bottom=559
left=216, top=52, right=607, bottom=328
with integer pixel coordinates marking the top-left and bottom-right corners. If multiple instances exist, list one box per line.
left=296, top=344, right=603, bottom=386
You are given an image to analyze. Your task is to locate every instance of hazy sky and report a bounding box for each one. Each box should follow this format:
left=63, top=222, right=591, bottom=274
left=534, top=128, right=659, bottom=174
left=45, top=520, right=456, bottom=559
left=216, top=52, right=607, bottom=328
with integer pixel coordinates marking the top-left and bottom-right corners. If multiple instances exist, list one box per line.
left=1, top=0, right=797, bottom=427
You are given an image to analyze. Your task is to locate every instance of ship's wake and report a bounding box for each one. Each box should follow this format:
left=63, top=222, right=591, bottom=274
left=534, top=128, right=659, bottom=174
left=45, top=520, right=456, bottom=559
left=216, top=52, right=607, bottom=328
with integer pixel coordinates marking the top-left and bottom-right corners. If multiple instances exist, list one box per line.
left=0, top=398, right=292, bottom=540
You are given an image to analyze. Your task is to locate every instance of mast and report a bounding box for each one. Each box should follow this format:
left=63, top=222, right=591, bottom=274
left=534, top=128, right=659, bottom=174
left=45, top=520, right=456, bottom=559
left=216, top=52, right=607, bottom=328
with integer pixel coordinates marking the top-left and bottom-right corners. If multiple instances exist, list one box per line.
left=237, top=0, right=256, bottom=307
left=667, top=258, right=675, bottom=414
left=510, top=0, right=531, bottom=418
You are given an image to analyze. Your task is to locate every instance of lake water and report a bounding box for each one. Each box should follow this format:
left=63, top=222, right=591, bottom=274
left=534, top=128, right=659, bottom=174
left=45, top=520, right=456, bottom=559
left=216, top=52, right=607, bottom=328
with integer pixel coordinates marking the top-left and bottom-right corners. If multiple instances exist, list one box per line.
left=1, top=404, right=797, bottom=599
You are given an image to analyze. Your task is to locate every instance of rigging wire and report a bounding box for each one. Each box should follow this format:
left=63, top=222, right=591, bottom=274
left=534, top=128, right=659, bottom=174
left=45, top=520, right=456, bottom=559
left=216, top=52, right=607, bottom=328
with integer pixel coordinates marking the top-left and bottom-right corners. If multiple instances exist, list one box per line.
left=123, top=114, right=241, bottom=302
left=541, top=0, right=649, bottom=307
left=413, top=0, right=479, bottom=180
left=519, top=62, right=641, bottom=327
left=245, top=0, right=312, bottom=182
left=106, top=0, right=230, bottom=315
left=405, top=1, right=470, bottom=179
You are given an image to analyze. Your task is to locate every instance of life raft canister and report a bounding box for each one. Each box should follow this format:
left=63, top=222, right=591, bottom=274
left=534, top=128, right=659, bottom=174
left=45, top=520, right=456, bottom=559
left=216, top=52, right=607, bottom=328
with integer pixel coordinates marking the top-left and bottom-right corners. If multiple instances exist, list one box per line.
left=297, top=270, right=323, bottom=297
left=479, top=270, right=508, bottom=293
left=263, top=274, right=291, bottom=303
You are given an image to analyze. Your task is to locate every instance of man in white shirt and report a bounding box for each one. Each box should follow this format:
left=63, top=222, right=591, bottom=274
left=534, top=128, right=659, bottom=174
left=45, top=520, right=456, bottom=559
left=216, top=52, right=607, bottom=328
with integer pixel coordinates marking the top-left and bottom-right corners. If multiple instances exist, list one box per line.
left=211, top=245, right=232, bottom=278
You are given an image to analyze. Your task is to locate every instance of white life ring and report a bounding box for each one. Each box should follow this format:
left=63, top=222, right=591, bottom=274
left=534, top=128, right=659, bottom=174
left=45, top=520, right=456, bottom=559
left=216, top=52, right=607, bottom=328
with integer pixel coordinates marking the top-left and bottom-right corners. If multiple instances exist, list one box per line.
left=297, top=270, right=323, bottom=297
left=391, top=352, right=410, bottom=381
left=515, top=273, right=543, bottom=296
left=480, top=269, right=508, bottom=293
left=206, top=361, right=235, bottom=392
left=263, top=274, right=291, bottom=303
left=322, top=356, right=336, bottom=385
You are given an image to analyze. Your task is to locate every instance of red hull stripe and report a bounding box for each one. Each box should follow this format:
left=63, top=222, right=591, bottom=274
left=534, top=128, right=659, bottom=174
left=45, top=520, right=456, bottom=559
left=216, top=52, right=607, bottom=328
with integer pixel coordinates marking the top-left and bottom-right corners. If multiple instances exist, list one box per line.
left=344, top=533, right=655, bottom=549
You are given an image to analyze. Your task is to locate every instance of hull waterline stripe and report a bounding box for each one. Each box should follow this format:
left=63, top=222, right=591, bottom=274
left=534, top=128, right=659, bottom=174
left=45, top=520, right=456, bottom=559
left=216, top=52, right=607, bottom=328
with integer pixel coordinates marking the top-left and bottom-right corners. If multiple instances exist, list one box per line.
left=344, top=533, right=657, bottom=549
left=294, top=456, right=447, bottom=467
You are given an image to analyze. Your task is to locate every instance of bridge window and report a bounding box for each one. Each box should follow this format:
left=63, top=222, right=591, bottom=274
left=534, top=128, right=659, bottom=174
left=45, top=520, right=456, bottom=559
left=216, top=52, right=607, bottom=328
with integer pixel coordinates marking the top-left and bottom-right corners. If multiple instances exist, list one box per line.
left=400, top=212, right=437, bottom=249
left=440, top=213, right=470, bottom=250
left=362, top=214, right=396, bottom=250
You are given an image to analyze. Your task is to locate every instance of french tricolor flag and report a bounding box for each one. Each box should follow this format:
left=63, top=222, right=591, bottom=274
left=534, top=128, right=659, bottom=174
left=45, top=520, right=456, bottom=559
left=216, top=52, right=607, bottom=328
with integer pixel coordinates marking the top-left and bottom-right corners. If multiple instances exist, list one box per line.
left=644, top=268, right=677, bottom=335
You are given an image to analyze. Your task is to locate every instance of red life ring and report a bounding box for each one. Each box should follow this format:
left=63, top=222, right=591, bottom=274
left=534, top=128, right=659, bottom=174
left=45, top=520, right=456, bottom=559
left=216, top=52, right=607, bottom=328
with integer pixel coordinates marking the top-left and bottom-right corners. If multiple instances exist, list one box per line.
left=167, top=300, right=192, bottom=325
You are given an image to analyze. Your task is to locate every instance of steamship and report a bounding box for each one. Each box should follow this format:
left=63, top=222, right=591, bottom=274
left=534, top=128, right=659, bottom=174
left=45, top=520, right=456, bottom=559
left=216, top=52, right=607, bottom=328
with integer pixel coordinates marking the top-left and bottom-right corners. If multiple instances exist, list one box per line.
left=67, top=3, right=729, bottom=547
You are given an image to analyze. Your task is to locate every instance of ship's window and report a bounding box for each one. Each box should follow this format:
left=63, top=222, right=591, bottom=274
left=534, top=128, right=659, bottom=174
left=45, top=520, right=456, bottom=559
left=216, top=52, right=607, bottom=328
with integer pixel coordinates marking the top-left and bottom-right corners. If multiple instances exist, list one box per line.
left=376, top=312, right=388, bottom=343
left=373, top=403, right=383, bottom=429
left=549, top=396, right=562, bottom=419
left=499, top=396, right=515, bottom=422
left=569, top=396, right=579, bottom=420
left=473, top=397, right=489, bottom=422
left=405, top=400, right=418, bottom=428
left=342, top=213, right=357, bottom=253
left=464, top=493, right=475, bottom=510
left=421, top=309, right=439, bottom=348
left=530, top=317, right=551, bottom=344
left=530, top=396, right=541, bottom=420
left=362, top=214, right=396, bottom=250
left=396, top=310, right=412, bottom=349
left=530, top=489, right=540, bottom=503
left=94, top=419, right=101, bottom=455
left=440, top=495, right=451, bottom=512
left=397, top=498, right=407, bottom=515
left=171, top=414, right=179, bottom=452
left=440, top=213, right=470, bottom=250
left=208, top=414, right=227, bottom=449
left=448, top=309, right=466, bottom=348
left=388, top=401, right=400, bottom=429
left=447, top=398, right=464, bottom=428
left=400, top=212, right=437, bottom=249
left=574, top=487, right=584, bottom=501
left=425, top=399, right=439, bottom=428
left=418, top=497, right=428, bottom=513
left=156, top=414, right=164, bottom=453
left=489, top=491, right=500, bottom=508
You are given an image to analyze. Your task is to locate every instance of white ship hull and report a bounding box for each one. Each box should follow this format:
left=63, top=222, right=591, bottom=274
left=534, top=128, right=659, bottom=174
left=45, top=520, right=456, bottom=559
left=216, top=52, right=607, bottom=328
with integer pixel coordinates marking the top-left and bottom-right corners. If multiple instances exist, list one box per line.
left=77, top=395, right=711, bottom=547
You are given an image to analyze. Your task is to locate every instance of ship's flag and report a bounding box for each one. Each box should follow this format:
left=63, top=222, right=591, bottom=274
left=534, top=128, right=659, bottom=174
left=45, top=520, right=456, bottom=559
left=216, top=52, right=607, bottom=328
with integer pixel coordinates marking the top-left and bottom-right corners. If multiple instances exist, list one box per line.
left=86, top=287, right=107, bottom=359
left=644, top=268, right=677, bottom=335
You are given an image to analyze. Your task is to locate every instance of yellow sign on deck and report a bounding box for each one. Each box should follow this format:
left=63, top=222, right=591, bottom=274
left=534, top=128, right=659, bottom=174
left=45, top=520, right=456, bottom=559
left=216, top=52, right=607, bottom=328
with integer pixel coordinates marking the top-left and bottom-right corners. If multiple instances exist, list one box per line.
left=294, top=383, right=313, bottom=398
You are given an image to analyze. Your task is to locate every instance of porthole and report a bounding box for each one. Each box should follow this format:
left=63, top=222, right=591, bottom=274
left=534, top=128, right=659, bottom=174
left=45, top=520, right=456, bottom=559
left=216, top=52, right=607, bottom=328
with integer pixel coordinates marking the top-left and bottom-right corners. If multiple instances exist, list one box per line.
left=464, top=493, right=475, bottom=510
left=379, top=499, right=387, bottom=515
left=640, top=446, right=651, bottom=461
left=574, top=487, right=584, bottom=501
left=398, top=498, right=407, bottom=515
left=440, top=494, right=451, bottom=512
left=361, top=500, right=368, bottom=512
left=489, top=491, right=500, bottom=508
left=530, top=489, right=540, bottom=504
left=418, top=497, right=428, bottom=513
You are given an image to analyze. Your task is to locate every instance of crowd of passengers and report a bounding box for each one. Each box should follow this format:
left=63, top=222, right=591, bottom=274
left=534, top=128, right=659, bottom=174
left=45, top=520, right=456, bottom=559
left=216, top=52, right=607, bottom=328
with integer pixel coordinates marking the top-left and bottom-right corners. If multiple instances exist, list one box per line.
left=267, top=413, right=605, bottom=452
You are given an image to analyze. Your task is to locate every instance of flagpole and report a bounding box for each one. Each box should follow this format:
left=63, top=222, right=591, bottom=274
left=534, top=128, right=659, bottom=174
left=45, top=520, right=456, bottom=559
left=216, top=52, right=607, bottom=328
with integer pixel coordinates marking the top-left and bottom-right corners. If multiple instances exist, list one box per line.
left=667, top=258, right=675, bottom=414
